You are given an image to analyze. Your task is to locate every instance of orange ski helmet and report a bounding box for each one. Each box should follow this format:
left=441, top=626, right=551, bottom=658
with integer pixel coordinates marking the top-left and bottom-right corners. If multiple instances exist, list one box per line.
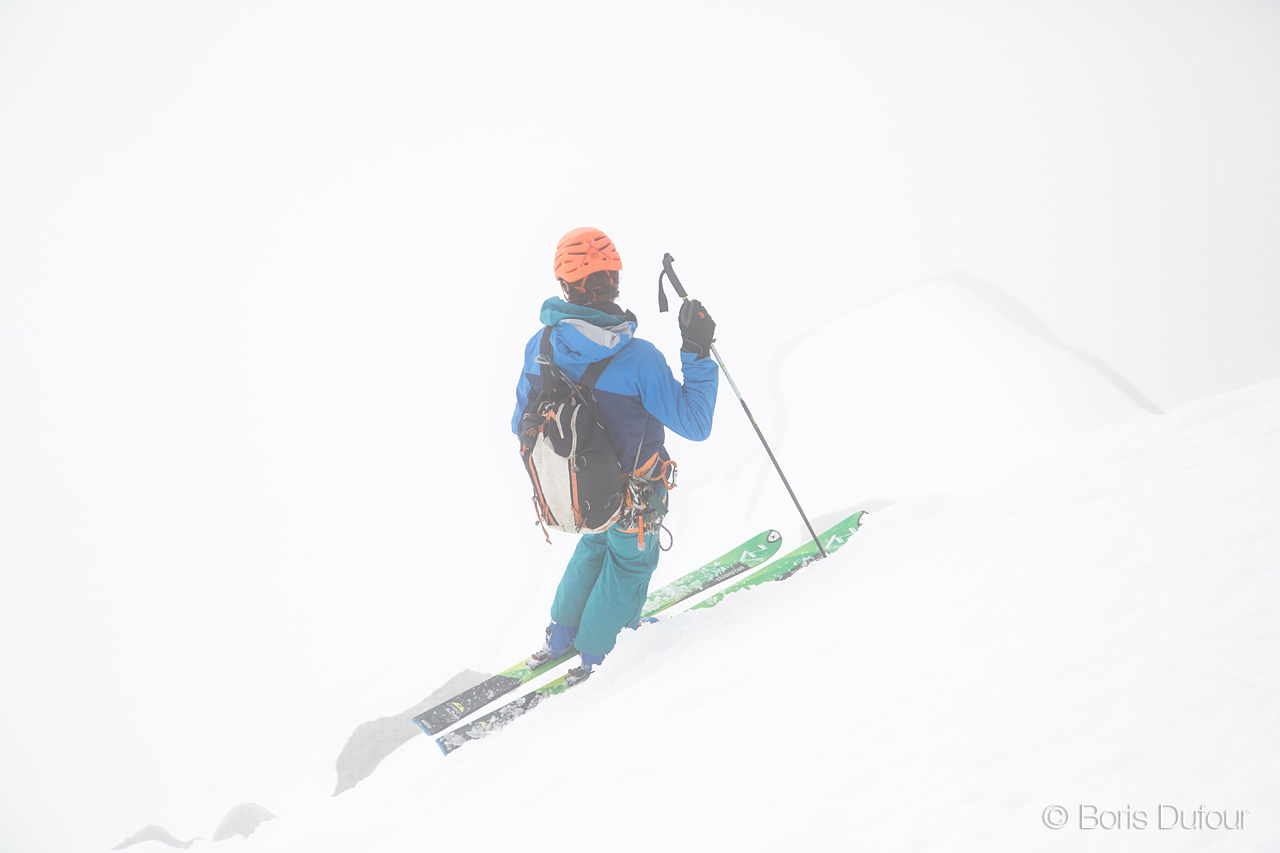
left=554, top=227, right=623, bottom=283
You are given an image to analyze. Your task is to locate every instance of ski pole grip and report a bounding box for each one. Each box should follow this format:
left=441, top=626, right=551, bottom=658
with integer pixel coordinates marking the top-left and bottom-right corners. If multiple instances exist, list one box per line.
left=661, top=253, right=690, bottom=300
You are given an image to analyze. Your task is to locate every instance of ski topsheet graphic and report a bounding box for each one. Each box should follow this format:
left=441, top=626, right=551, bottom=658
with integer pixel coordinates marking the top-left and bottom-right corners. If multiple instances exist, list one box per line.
left=692, top=511, right=864, bottom=610
left=431, top=511, right=865, bottom=755
left=413, top=528, right=783, bottom=736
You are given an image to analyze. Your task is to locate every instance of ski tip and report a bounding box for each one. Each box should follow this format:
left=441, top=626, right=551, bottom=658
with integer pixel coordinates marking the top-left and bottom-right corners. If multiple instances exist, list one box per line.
left=435, top=736, right=452, bottom=757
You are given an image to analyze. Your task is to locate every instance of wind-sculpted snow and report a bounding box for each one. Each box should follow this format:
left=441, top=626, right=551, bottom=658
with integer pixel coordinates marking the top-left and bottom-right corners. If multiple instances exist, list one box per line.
left=112, top=825, right=197, bottom=850
left=944, top=271, right=1161, bottom=415
left=112, top=804, right=278, bottom=848
left=212, top=803, right=277, bottom=841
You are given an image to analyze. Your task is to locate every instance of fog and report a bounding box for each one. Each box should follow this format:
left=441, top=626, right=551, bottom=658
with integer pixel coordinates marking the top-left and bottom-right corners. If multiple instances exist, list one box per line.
left=1, top=2, right=1278, bottom=850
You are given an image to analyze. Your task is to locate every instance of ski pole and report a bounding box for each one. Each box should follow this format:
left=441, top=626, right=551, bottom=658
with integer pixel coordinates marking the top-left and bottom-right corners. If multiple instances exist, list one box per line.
left=658, top=253, right=828, bottom=559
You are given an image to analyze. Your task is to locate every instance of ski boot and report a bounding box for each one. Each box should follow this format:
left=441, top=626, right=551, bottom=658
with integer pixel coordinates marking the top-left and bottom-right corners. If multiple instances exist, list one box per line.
left=526, top=622, right=576, bottom=669
left=564, top=652, right=604, bottom=687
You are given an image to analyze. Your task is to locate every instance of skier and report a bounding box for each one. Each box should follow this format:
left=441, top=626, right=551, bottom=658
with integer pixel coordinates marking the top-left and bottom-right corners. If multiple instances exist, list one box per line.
left=513, top=227, right=719, bottom=681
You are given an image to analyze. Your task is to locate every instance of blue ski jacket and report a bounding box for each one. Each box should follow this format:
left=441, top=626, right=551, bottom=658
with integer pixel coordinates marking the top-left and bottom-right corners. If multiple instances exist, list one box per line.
left=512, top=298, right=719, bottom=469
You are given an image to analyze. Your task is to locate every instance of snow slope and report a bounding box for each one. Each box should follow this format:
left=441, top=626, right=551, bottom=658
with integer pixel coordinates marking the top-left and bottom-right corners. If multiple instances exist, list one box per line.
left=244, top=379, right=1280, bottom=853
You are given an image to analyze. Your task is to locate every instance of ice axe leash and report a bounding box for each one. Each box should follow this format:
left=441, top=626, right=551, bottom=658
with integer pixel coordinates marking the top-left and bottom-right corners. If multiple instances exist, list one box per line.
left=658, top=253, right=828, bottom=559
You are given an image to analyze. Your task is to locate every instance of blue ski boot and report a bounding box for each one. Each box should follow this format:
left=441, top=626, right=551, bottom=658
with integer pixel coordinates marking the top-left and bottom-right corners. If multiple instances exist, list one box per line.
left=526, top=622, right=576, bottom=669
left=564, top=652, right=604, bottom=686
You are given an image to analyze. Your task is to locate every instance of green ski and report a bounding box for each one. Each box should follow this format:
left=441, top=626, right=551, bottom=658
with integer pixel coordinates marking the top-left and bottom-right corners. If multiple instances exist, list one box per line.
left=691, top=510, right=865, bottom=610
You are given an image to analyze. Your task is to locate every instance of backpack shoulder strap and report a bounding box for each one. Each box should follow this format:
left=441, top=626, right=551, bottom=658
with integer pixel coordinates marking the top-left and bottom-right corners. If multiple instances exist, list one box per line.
left=541, top=324, right=614, bottom=395
left=537, top=326, right=555, bottom=389
left=579, top=353, right=615, bottom=393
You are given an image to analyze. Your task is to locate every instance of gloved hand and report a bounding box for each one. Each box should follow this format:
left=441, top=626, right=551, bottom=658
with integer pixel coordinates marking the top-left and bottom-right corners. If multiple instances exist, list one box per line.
left=679, top=299, right=716, bottom=359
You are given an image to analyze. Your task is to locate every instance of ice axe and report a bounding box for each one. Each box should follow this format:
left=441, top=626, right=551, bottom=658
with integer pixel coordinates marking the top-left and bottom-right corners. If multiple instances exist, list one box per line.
left=658, top=253, right=828, bottom=559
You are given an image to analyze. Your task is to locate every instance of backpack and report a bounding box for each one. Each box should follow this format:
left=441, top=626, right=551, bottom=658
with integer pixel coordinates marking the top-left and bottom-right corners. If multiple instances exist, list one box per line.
left=519, top=326, right=625, bottom=539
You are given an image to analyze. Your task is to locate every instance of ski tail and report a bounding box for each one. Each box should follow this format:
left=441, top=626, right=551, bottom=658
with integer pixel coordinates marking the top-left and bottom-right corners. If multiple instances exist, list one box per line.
left=435, top=671, right=573, bottom=756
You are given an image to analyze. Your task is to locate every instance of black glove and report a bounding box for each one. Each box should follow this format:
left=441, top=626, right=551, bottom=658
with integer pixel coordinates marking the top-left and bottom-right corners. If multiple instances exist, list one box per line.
left=679, top=299, right=716, bottom=359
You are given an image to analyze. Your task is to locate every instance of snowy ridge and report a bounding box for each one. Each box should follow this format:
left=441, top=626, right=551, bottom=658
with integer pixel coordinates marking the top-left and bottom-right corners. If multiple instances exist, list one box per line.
left=769, top=271, right=1155, bottom=497
left=673, top=271, right=1155, bottom=545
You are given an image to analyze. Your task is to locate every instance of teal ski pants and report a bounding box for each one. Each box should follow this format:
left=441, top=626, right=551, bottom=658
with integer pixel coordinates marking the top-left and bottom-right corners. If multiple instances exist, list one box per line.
left=550, top=489, right=667, bottom=657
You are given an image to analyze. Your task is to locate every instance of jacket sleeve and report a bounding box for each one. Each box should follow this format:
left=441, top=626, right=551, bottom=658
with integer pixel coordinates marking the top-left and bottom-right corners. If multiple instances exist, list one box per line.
left=635, top=345, right=719, bottom=441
